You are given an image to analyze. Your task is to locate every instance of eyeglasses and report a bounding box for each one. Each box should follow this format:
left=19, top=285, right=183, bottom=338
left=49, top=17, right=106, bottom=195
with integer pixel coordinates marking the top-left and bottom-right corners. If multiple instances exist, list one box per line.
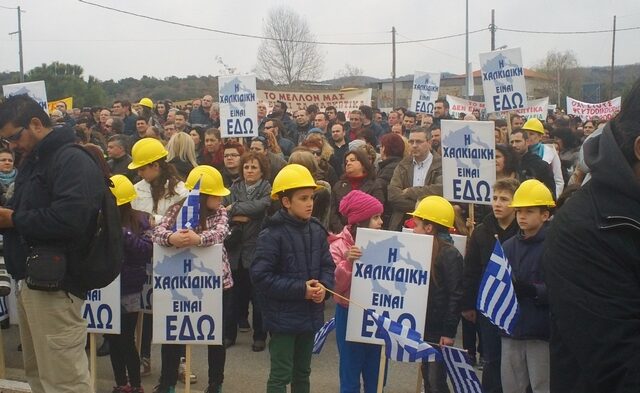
left=224, top=153, right=240, bottom=158
left=1, top=127, right=25, bottom=146
left=311, top=150, right=322, bottom=157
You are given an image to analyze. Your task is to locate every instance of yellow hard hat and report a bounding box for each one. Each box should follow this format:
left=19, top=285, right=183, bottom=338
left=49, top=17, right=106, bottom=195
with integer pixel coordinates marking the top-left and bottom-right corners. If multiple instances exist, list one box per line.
left=271, top=164, right=319, bottom=200
left=521, top=118, right=544, bottom=134
left=409, top=195, right=455, bottom=228
left=109, top=174, right=137, bottom=206
left=128, top=138, right=168, bottom=170
left=185, top=165, right=230, bottom=197
left=509, top=179, right=556, bottom=208
left=138, top=97, right=154, bottom=109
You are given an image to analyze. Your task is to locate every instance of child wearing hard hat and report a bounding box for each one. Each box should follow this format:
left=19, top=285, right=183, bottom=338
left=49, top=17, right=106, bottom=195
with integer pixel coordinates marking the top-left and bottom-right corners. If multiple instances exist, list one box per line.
left=408, top=195, right=464, bottom=393
left=250, top=164, right=335, bottom=393
left=152, top=165, right=234, bottom=393
left=107, top=175, right=153, bottom=393
left=329, top=190, right=385, bottom=393
left=501, top=179, right=554, bottom=393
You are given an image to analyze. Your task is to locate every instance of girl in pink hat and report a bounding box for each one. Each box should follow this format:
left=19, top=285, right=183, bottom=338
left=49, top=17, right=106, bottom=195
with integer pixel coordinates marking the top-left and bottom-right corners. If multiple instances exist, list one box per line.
left=329, top=190, right=384, bottom=393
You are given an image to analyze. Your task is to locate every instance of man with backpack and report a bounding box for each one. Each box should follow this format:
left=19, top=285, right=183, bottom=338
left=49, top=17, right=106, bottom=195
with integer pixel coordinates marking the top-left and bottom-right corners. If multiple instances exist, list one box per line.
left=0, top=95, right=109, bottom=393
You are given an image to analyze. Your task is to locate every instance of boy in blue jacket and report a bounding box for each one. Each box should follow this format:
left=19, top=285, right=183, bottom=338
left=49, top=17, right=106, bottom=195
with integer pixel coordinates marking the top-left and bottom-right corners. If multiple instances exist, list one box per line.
left=501, top=179, right=555, bottom=393
left=250, top=164, right=335, bottom=393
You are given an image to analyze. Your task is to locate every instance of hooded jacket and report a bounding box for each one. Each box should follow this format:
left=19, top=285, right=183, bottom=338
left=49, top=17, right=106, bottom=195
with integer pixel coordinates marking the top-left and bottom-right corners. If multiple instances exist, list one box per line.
left=503, top=224, right=549, bottom=340
left=250, top=209, right=335, bottom=334
left=461, top=213, right=519, bottom=311
left=4, top=127, right=104, bottom=298
left=543, top=124, right=640, bottom=393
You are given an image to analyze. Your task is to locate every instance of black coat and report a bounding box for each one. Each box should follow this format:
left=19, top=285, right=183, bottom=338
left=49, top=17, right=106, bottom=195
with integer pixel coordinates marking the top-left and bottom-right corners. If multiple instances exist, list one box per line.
left=461, top=213, right=519, bottom=311
left=517, top=152, right=557, bottom=199
left=250, top=210, right=335, bottom=334
left=424, top=238, right=464, bottom=341
left=543, top=125, right=640, bottom=393
left=4, top=127, right=104, bottom=298
left=375, top=156, right=402, bottom=230
left=329, top=177, right=384, bottom=233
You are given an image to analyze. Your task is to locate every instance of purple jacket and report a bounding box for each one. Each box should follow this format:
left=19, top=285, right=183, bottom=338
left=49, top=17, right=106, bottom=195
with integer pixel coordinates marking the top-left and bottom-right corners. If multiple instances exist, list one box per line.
left=121, top=211, right=153, bottom=295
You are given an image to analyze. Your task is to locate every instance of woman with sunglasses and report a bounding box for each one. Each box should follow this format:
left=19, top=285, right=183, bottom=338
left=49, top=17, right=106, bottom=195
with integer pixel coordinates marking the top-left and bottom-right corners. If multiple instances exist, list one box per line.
left=249, top=135, right=286, bottom=185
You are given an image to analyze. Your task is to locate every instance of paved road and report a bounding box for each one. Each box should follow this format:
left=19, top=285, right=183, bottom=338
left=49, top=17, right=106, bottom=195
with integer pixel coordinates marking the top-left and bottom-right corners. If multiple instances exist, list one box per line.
left=2, top=301, right=473, bottom=393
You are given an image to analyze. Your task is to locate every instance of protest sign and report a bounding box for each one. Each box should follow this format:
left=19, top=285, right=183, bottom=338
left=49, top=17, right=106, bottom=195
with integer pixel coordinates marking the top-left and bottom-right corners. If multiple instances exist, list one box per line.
left=441, top=120, right=496, bottom=205
left=346, top=228, right=432, bottom=346
left=451, top=234, right=467, bottom=257
left=0, top=297, right=8, bottom=323
left=479, top=48, right=528, bottom=113
left=410, top=72, right=441, bottom=115
left=218, top=74, right=258, bottom=138
left=446, top=95, right=486, bottom=119
left=2, top=81, right=48, bottom=113
left=258, top=88, right=372, bottom=114
left=153, top=244, right=223, bottom=345
left=48, top=97, right=73, bottom=113
left=83, top=276, right=121, bottom=334
left=566, top=96, right=621, bottom=121
left=514, top=97, right=549, bottom=120
left=140, top=263, right=153, bottom=314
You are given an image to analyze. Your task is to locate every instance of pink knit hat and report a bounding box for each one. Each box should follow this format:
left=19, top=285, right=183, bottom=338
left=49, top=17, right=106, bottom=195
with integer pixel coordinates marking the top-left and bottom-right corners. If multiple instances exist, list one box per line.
left=339, top=190, right=383, bottom=225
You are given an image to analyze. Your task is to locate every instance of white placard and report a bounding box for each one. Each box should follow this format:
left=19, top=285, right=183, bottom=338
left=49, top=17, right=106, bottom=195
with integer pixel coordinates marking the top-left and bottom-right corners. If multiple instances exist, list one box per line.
left=446, top=95, right=486, bottom=120
left=441, top=120, right=496, bottom=205
left=153, top=244, right=223, bottom=345
left=515, top=97, right=549, bottom=120
left=2, top=81, right=49, bottom=114
left=479, top=48, right=528, bottom=113
left=451, top=234, right=467, bottom=257
left=566, top=96, right=621, bottom=122
left=410, top=72, right=441, bottom=115
left=83, top=276, right=121, bottom=334
left=219, top=74, right=258, bottom=138
left=346, top=228, right=432, bottom=345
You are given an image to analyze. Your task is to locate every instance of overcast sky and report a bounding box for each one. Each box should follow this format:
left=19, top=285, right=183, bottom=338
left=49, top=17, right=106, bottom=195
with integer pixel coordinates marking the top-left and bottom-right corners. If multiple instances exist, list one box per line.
left=1, top=0, right=639, bottom=82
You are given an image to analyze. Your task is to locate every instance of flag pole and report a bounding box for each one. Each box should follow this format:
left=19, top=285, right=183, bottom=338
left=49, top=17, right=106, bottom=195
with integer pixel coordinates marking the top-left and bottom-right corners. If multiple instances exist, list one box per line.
left=185, top=344, right=192, bottom=393
left=376, top=344, right=386, bottom=393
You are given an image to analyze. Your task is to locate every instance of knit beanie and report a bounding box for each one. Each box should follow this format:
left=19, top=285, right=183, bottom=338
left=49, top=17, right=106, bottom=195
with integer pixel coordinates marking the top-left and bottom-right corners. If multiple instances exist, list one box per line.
left=339, top=190, right=383, bottom=225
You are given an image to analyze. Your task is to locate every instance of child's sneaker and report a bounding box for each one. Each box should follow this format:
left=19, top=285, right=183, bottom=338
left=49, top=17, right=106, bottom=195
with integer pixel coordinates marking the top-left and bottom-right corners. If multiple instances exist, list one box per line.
left=178, top=357, right=197, bottom=384
left=140, top=357, right=151, bottom=376
left=152, top=385, right=175, bottom=393
left=204, top=384, right=222, bottom=393
left=112, top=386, right=131, bottom=393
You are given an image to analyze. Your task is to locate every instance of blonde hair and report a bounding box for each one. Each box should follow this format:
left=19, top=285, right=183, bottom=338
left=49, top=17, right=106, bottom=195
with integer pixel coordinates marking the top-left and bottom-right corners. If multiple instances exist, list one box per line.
left=166, top=132, right=198, bottom=168
left=288, top=149, right=321, bottom=179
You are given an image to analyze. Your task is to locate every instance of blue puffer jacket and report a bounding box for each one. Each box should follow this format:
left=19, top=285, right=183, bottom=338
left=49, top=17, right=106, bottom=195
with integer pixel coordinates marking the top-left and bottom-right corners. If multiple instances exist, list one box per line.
left=503, top=223, right=549, bottom=340
left=250, top=209, right=335, bottom=334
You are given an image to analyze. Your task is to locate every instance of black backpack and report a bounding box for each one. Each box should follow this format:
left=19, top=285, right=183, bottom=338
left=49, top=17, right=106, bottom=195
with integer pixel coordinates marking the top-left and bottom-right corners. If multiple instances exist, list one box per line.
left=50, top=144, right=124, bottom=290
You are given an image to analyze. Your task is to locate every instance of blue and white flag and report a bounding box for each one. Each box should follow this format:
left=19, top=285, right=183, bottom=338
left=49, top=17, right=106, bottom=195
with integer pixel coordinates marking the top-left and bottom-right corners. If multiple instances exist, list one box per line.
left=172, top=179, right=201, bottom=231
left=312, top=317, right=336, bottom=354
left=476, top=240, right=519, bottom=334
left=440, top=346, right=483, bottom=393
left=369, top=310, right=439, bottom=363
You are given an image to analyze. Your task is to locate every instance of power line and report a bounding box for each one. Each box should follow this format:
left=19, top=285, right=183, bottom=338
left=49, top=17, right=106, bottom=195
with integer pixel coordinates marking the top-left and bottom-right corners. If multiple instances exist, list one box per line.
left=0, top=5, right=17, bottom=10
left=498, top=25, right=640, bottom=35
left=77, top=0, right=486, bottom=46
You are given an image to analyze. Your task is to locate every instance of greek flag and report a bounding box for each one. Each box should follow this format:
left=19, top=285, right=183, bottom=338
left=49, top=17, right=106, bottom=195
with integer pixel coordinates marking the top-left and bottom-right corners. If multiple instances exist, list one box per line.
left=172, top=179, right=201, bottom=231
left=312, top=317, right=335, bottom=354
left=440, top=346, right=483, bottom=393
left=477, top=240, right=519, bottom=335
left=369, top=310, right=439, bottom=363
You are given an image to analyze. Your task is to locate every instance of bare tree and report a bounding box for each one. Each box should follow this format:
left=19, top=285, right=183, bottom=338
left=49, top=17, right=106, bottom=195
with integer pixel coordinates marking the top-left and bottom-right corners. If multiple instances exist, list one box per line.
left=256, top=6, right=323, bottom=85
left=534, top=50, right=583, bottom=106
left=335, top=64, right=364, bottom=79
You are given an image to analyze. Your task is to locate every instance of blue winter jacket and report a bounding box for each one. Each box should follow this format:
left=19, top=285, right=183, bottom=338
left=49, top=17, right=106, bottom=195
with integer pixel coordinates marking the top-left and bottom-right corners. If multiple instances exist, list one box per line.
left=250, top=209, right=335, bottom=334
left=503, top=223, right=550, bottom=340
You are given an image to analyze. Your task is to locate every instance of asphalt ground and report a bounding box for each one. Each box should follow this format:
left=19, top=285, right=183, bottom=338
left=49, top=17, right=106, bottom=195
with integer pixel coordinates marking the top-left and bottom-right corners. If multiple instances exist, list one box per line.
left=1, top=301, right=475, bottom=393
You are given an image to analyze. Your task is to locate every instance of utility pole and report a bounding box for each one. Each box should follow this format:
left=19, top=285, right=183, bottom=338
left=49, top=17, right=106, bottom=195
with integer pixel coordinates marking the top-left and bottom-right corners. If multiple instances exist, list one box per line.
left=465, top=0, right=470, bottom=98
left=610, top=15, right=616, bottom=99
left=490, top=9, right=496, bottom=51
left=8, top=6, right=25, bottom=82
left=391, top=26, right=396, bottom=109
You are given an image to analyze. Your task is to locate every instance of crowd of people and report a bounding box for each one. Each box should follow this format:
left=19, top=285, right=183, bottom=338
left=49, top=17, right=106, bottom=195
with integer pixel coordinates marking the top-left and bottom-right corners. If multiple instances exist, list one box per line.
left=0, top=77, right=638, bottom=393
